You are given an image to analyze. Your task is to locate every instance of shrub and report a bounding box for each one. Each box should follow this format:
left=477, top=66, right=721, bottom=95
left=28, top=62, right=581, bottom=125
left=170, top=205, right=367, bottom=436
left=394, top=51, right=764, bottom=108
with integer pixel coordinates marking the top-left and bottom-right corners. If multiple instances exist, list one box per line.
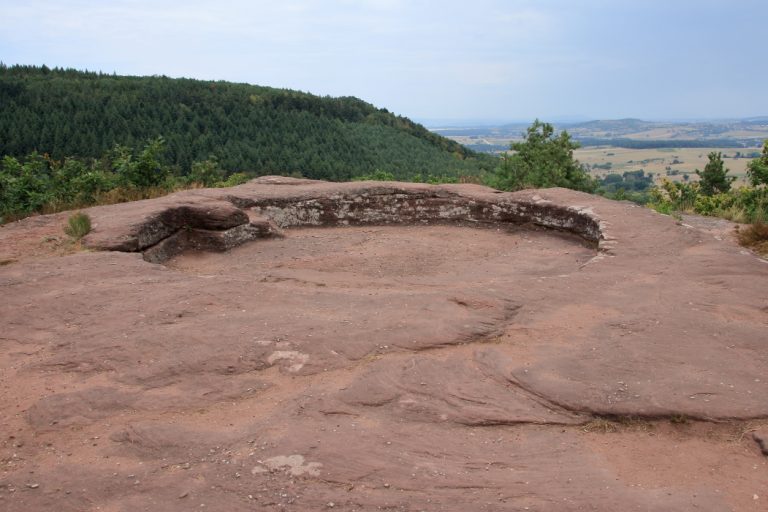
left=64, top=212, right=92, bottom=239
left=188, top=157, right=226, bottom=187
left=648, top=179, right=699, bottom=214
left=747, top=140, right=768, bottom=186
left=0, top=142, right=264, bottom=223
left=715, top=205, right=750, bottom=224
left=353, top=170, right=397, bottom=182
left=687, top=187, right=766, bottom=222
left=217, top=172, right=252, bottom=187
left=489, top=120, right=596, bottom=193
left=696, top=152, right=735, bottom=195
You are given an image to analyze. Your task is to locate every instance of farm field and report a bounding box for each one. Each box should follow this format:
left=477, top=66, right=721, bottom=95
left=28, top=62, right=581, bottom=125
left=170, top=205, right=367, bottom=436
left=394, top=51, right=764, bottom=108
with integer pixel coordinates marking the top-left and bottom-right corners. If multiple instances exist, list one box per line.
left=574, top=146, right=756, bottom=185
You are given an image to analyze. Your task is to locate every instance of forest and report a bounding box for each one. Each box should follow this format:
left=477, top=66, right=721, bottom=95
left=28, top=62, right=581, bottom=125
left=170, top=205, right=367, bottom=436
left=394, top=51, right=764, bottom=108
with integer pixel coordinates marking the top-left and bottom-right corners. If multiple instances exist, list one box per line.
left=0, top=64, right=493, bottom=182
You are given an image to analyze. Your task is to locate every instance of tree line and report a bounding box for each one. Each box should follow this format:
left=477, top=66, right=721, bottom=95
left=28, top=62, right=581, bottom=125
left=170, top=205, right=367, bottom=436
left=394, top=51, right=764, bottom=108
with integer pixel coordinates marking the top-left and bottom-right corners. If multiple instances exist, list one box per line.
left=0, top=64, right=492, bottom=182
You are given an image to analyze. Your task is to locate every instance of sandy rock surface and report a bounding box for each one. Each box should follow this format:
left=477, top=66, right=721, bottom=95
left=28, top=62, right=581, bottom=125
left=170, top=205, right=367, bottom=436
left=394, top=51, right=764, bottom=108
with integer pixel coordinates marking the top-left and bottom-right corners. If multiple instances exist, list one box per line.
left=1, top=178, right=767, bottom=511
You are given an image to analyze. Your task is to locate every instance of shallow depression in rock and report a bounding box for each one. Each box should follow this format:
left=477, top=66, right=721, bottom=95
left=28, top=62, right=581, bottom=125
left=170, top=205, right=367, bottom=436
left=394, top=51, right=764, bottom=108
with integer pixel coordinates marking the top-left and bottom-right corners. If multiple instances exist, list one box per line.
left=166, top=224, right=595, bottom=282
left=159, top=224, right=596, bottom=367
left=156, top=225, right=596, bottom=368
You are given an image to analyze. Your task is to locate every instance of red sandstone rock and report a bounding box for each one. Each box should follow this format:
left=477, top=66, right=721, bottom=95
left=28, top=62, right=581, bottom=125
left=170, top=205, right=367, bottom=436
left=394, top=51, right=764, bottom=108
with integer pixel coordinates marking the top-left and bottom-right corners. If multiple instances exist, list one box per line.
left=0, top=178, right=766, bottom=511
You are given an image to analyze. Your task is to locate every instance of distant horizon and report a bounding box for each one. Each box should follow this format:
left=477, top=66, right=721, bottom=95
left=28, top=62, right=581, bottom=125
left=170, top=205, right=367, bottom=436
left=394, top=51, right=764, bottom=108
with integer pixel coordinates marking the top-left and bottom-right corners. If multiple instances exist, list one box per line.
left=1, top=1, right=766, bottom=121
left=418, top=116, right=768, bottom=129
left=3, top=61, right=767, bottom=130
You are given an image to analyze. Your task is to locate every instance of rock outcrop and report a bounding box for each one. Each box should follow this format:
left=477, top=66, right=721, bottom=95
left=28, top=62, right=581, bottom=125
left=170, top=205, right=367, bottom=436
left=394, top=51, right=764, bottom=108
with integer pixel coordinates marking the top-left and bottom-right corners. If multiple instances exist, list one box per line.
left=77, top=177, right=605, bottom=262
left=1, top=178, right=767, bottom=512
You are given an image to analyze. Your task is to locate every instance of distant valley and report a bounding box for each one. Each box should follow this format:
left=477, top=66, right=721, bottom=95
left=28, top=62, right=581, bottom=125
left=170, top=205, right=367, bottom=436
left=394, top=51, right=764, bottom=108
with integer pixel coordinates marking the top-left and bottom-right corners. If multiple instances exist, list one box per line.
left=430, top=117, right=768, bottom=153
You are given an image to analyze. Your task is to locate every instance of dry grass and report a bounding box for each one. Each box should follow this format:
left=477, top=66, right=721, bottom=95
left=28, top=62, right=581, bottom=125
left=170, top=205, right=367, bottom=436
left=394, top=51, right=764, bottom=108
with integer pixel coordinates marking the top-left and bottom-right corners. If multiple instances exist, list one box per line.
left=732, top=420, right=768, bottom=443
left=736, top=222, right=768, bottom=256
left=39, top=183, right=204, bottom=218
left=582, top=418, right=618, bottom=433
left=458, top=175, right=484, bottom=185
left=581, top=416, right=654, bottom=434
left=715, top=205, right=750, bottom=224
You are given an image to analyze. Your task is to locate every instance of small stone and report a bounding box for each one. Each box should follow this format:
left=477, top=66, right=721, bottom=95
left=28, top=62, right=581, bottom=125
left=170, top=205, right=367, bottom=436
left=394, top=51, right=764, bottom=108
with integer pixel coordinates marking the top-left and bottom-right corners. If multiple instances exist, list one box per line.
left=178, top=491, right=189, bottom=499
left=327, top=502, right=335, bottom=508
left=26, top=483, right=39, bottom=489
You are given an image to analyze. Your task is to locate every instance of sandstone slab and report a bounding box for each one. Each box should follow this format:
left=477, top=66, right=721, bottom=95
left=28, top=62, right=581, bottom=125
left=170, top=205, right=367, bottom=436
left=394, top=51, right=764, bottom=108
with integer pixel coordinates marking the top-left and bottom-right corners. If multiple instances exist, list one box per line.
left=1, top=178, right=767, bottom=511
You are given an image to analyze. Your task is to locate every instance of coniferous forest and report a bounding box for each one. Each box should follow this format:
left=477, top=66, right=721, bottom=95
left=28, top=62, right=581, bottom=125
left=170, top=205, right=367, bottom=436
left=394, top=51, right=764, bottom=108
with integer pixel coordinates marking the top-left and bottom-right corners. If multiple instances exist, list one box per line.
left=0, top=64, right=492, bottom=181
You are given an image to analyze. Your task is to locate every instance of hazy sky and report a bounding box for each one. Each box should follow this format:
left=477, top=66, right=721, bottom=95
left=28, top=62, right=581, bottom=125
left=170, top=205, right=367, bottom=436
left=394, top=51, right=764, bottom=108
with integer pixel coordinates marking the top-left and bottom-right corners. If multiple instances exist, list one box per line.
left=1, top=0, right=766, bottom=123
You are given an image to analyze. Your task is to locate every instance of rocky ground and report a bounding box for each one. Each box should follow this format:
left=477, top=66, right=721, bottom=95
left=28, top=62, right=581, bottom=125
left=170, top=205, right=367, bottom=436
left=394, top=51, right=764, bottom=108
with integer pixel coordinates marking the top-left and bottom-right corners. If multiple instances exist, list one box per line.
left=1, top=179, right=767, bottom=511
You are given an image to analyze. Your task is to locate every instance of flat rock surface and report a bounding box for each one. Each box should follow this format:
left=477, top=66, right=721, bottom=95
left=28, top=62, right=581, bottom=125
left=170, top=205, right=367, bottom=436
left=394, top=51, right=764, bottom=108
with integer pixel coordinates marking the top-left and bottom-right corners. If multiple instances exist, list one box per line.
left=1, top=180, right=767, bottom=511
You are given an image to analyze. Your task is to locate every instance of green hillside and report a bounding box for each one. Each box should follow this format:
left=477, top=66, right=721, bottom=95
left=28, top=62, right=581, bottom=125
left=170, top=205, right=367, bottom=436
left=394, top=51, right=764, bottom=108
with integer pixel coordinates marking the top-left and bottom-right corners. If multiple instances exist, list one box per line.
left=0, top=64, right=492, bottom=181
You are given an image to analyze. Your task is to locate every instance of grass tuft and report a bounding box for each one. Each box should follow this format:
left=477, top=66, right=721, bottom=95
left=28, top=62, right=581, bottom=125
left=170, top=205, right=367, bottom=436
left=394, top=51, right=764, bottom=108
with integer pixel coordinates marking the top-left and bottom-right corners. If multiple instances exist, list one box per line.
left=64, top=212, right=92, bottom=239
left=737, top=221, right=768, bottom=256
left=582, top=419, right=618, bottom=433
left=669, top=414, right=689, bottom=425
left=715, top=205, right=750, bottom=224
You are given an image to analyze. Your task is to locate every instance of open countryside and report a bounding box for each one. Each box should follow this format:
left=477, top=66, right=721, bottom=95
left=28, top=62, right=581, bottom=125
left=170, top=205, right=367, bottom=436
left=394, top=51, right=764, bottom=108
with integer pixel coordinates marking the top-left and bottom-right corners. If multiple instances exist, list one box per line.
left=574, top=146, right=757, bottom=184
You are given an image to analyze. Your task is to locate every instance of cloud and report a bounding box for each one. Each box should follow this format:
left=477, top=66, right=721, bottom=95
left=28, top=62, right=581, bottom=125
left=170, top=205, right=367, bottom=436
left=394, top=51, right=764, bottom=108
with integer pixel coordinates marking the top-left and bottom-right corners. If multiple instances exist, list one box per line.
left=1, top=0, right=765, bottom=119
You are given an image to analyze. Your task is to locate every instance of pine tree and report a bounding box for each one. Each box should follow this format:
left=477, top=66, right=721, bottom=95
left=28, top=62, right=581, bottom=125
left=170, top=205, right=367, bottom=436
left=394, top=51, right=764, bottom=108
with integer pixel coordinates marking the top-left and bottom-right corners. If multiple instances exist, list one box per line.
left=696, top=152, right=735, bottom=196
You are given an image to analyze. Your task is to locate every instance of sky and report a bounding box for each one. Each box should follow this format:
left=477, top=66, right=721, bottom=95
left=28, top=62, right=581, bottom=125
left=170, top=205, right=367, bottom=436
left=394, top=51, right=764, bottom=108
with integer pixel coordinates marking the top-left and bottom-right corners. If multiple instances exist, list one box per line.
left=1, top=0, right=766, bottom=124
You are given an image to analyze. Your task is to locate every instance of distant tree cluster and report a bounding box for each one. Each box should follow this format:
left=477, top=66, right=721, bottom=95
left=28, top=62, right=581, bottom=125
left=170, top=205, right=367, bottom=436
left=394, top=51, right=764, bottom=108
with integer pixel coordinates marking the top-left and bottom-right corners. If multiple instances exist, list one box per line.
left=574, top=137, right=755, bottom=150
left=599, top=170, right=653, bottom=191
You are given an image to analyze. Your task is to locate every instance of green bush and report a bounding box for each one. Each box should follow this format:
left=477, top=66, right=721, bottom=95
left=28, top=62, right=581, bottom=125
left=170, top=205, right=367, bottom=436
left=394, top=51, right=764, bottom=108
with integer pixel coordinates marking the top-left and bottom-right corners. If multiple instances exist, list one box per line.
left=693, top=193, right=728, bottom=216
left=188, top=157, right=226, bottom=187
left=648, top=179, right=699, bottom=214
left=649, top=178, right=768, bottom=223
left=695, top=152, right=735, bottom=195
left=217, top=172, right=252, bottom=187
left=112, top=137, right=169, bottom=189
left=352, top=170, right=397, bottom=182
left=747, top=140, right=768, bottom=186
left=64, top=212, right=92, bottom=239
left=0, top=140, right=262, bottom=223
left=488, top=120, right=596, bottom=193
